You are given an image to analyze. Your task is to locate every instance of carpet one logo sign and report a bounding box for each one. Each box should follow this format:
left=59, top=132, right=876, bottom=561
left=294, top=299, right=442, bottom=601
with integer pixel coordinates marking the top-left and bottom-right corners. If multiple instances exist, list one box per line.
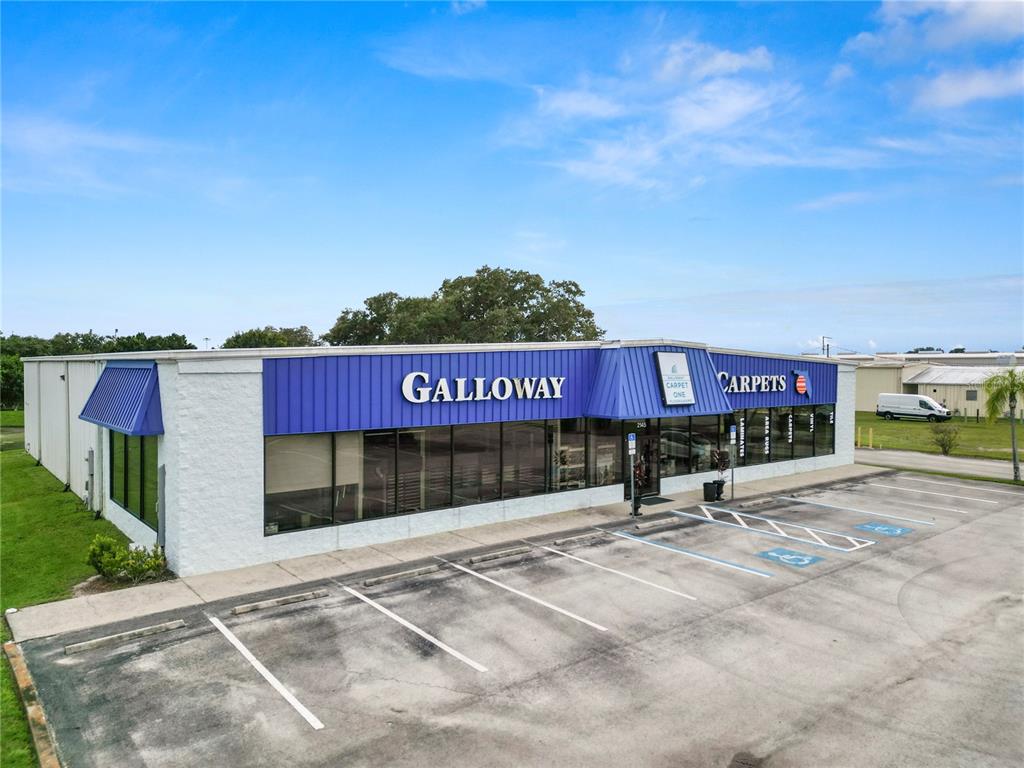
left=716, top=369, right=813, bottom=397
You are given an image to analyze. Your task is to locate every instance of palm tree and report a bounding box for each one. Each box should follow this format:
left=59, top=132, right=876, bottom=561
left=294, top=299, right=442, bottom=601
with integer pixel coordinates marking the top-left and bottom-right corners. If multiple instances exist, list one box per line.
left=984, top=368, right=1024, bottom=481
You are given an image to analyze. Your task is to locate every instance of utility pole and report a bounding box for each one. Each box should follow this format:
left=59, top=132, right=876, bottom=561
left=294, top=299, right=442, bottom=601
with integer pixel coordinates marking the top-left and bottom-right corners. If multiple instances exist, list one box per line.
left=821, top=336, right=832, bottom=357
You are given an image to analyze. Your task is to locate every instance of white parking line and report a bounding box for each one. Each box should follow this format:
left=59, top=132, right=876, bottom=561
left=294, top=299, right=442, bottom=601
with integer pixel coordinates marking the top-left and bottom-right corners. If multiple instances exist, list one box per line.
left=898, top=476, right=1024, bottom=497
left=535, top=544, right=698, bottom=601
left=208, top=615, right=324, bottom=731
left=609, top=529, right=773, bottom=578
left=867, top=482, right=998, bottom=504
left=832, top=490, right=967, bottom=515
left=341, top=585, right=487, bottom=673
left=436, top=557, right=608, bottom=632
left=776, top=496, right=935, bottom=526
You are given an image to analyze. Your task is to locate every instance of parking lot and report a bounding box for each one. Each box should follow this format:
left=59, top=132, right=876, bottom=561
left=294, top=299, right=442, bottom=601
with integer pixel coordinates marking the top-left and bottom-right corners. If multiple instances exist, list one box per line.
left=21, top=472, right=1024, bottom=768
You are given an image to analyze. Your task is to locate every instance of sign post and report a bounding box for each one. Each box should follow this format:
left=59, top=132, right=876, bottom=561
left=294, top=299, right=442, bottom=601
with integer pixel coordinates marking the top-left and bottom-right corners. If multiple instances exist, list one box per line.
left=627, top=432, right=639, bottom=517
left=728, top=424, right=737, bottom=501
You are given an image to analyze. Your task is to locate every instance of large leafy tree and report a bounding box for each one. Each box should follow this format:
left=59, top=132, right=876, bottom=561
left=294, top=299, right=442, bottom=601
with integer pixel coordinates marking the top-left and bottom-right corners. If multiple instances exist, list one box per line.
left=984, top=367, right=1024, bottom=482
left=222, top=326, right=319, bottom=349
left=322, top=266, right=604, bottom=346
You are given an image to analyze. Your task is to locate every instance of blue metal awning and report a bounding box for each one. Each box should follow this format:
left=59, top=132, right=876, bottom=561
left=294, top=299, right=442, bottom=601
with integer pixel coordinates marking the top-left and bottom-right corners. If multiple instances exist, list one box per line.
left=585, top=345, right=733, bottom=420
left=79, top=361, right=164, bottom=436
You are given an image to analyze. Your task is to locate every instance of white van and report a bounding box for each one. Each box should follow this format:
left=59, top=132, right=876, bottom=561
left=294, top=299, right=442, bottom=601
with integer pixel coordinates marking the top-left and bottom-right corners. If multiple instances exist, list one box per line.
left=876, top=393, right=951, bottom=422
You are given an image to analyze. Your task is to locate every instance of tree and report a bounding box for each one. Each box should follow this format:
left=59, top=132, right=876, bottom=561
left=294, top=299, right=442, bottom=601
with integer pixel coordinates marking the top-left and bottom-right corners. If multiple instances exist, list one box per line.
left=928, top=423, right=961, bottom=456
left=0, top=355, right=23, bottom=409
left=322, top=266, right=604, bottom=346
left=949, top=347, right=966, bottom=354
left=984, top=368, right=1024, bottom=482
left=222, top=326, right=319, bottom=349
left=906, top=346, right=944, bottom=354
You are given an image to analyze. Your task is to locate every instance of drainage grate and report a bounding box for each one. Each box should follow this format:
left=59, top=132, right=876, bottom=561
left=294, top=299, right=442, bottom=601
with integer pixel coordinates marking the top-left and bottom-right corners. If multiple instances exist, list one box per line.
left=728, top=752, right=764, bottom=768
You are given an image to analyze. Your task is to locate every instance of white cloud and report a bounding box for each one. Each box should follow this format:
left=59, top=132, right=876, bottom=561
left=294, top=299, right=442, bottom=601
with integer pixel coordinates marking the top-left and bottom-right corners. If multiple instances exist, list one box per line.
left=659, top=40, right=773, bottom=81
left=450, top=1, right=485, bottom=16
left=913, top=60, right=1024, bottom=108
left=3, top=114, right=173, bottom=156
left=868, top=339, right=878, bottom=349
left=796, top=191, right=873, bottom=211
left=535, top=88, right=625, bottom=120
left=845, top=1, right=1024, bottom=57
left=670, top=79, right=788, bottom=134
left=827, top=63, right=854, bottom=86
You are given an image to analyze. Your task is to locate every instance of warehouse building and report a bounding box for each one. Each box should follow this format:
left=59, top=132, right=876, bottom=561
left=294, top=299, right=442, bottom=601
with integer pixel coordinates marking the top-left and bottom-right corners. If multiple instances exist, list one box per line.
left=838, top=352, right=1018, bottom=416
left=23, top=341, right=854, bottom=576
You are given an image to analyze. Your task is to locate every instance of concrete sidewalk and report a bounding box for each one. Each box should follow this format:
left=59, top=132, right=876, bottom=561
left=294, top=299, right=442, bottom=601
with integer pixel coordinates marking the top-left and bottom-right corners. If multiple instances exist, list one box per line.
left=6, top=463, right=885, bottom=642
left=856, top=448, right=1018, bottom=480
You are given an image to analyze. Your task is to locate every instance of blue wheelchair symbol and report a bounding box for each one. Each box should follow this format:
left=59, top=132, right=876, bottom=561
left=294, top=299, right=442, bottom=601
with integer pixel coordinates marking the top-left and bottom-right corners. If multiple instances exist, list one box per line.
left=757, top=547, right=823, bottom=568
left=854, top=522, right=912, bottom=537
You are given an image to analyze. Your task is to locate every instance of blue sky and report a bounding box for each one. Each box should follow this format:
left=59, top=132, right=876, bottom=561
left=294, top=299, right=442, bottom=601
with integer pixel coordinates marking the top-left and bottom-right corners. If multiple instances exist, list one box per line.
left=2, top=1, right=1022, bottom=354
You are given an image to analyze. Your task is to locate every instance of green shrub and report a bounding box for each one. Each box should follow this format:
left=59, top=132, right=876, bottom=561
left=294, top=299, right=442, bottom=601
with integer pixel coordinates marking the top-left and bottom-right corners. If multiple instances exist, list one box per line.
left=929, top=423, right=962, bottom=456
left=87, top=535, right=167, bottom=584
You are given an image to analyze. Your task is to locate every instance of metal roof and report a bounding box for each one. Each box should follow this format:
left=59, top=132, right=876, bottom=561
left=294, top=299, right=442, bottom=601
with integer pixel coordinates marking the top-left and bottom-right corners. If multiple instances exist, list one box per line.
left=20, top=339, right=849, bottom=368
left=79, top=361, right=164, bottom=436
left=903, top=366, right=1017, bottom=386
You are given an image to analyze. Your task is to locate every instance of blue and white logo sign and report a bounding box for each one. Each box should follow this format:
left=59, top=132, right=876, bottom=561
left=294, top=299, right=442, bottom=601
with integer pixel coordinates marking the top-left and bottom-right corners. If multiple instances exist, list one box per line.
left=655, top=352, right=695, bottom=406
left=854, top=522, right=912, bottom=537
left=757, top=547, right=823, bottom=568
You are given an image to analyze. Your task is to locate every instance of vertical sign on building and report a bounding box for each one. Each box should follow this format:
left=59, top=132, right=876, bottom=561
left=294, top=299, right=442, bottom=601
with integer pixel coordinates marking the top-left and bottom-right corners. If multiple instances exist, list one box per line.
left=654, top=352, right=696, bottom=406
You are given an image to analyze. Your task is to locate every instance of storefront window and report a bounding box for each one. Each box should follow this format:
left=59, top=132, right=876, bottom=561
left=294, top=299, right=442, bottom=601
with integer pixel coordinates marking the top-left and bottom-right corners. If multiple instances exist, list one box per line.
left=362, top=431, right=397, bottom=519
left=770, top=408, right=793, bottom=462
left=814, top=406, right=835, bottom=456
left=549, top=419, right=586, bottom=491
left=334, top=432, right=362, bottom=523
left=587, top=419, right=622, bottom=487
left=745, top=408, right=770, bottom=465
left=142, top=435, right=159, bottom=528
left=660, top=417, right=689, bottom=477
left=452, top=423, right=501, bottom=506
left=264, top=434, right=333, bottom=534
left=793, top=405, right=815, bottom=459
left=502, top=421, right=547, bottom=498
left=689, top=416, right=719, bottom=473
left=397, top=427, right=452, bottom=514
left=722, top=412, right=742, bottom=464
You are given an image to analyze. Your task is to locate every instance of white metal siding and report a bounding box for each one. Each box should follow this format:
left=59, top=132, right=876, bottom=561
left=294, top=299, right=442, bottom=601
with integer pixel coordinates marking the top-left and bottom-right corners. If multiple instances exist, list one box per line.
left=38, top=362, right=69, bottom=484
left=67, top=361, right=103, bottom=504
left=23, top=362, right=40, bottom=460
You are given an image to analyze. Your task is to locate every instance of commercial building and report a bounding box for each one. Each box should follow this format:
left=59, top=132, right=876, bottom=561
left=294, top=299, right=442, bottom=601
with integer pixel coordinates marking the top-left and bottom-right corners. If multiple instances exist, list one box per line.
left=23, top=340, right=854, bottom=576
left=838, top=352, right=1019, bottom=416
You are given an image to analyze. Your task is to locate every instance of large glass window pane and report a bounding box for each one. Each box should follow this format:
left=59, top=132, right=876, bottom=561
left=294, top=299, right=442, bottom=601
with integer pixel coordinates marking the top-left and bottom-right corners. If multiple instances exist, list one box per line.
left=397, top=427, right=452, bottom=513
left=502, top=421, right=547, bottom=499
left=793, top=405, right=815, bottom=459
left=721, top=412, right=743, bottom=465
left=333, top=431, right=361, bottom=523
left=745, top=408, right=770, bottom=465
left=770, top=408, right=793, bottom=463
left=689, top=416, right=720, bottom=473
left=126, top=436, right=142, bottom=515
left=660, top=417, right=690, bottom=478
left=549, top=418, right=586, bottom=491
left=361, top=431, right=397, bottom=519
left=587, top=419, right=622, bottom=487
left=264, top=434, right=333, bottom=534
left=815, top=406, right=835, bottom=456
left=452, top=423, right=501, bottom=506
left=110, top=431, right=125, bottom=506
left=142, top=435, right=159, bottom=529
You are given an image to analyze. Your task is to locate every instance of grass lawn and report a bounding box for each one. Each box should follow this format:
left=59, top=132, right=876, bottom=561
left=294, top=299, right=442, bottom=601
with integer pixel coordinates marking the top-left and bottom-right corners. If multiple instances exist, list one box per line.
left=1, top=432, right=128, bottom=768
left=1, top=409, right=24, bottom=428
left=855, top=410, right=1020, bottom=461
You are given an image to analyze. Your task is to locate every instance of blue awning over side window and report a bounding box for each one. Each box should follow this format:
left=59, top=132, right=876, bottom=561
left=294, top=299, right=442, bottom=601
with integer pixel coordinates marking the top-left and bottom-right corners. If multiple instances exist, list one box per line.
left=79, top=361, right=164, bottom=436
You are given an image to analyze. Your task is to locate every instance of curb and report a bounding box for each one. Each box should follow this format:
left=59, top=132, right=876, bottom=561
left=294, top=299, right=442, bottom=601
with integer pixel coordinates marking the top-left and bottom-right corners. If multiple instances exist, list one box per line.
left=3, top=640, right=61, bottom=768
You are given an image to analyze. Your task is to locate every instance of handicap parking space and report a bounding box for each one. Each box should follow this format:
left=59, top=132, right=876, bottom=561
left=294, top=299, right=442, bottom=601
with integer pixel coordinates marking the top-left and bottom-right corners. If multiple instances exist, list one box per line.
left=16, top=471, right=1024, bottom=768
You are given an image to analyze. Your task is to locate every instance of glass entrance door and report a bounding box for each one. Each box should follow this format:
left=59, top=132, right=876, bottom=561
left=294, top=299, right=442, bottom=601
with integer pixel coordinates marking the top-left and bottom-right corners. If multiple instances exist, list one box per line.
left=623, top=420, right=660, bottom=499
